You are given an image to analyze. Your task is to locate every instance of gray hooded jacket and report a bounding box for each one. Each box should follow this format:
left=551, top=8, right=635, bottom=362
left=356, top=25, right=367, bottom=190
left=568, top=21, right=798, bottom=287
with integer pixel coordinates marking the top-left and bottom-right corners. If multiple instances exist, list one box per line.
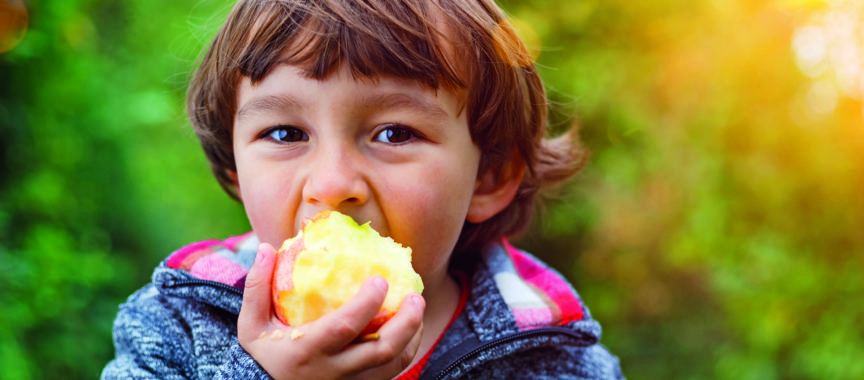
left=102, top=234, right=624, bottom=379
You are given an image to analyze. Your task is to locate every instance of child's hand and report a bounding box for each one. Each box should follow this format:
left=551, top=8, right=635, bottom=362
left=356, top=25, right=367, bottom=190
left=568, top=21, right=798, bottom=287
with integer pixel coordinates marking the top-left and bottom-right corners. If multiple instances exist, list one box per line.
left=237, top=243, right=426, bottom=380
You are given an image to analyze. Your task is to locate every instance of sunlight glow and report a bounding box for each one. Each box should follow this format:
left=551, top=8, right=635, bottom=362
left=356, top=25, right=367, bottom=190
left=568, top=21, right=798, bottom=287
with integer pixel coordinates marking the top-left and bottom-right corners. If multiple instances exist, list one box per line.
left=792, top=0, right=864, bottom=117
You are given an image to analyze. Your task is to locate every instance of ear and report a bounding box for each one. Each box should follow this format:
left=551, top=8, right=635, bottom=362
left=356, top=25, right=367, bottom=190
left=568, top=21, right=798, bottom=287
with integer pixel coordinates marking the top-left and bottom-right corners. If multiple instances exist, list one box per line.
left=466, top=150, right=525, bottom=224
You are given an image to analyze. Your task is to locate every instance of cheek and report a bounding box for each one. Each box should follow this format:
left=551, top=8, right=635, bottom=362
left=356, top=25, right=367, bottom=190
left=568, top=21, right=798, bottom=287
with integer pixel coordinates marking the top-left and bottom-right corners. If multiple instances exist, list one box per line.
left=237, top=167, right=297, bottom=246
left=386, top=167, right=476, bottom=267
left=393, top=164, right=473, bottom=224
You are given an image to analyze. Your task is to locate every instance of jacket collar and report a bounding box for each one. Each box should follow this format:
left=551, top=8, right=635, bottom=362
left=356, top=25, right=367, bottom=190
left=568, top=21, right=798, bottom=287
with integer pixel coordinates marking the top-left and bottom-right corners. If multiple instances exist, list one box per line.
left=151, top=233, right=258, bottom=314
left=150, top=233, right=597, bottom=344
left=162, top=232, right=258, bottom=288
left=461, top=240, right=597, bottom=342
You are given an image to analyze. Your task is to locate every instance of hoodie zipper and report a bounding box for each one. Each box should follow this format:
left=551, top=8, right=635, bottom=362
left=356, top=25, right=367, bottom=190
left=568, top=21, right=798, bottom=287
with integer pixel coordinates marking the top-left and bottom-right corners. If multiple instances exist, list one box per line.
left=430, top=326, right=585, bottom=380
left=164, top=278, right=244, bottom=295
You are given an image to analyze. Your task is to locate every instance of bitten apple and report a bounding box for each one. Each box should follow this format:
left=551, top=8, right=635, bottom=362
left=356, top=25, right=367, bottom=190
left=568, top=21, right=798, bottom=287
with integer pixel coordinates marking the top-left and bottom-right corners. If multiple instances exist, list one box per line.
left=271, top=210, right=424, bottom=335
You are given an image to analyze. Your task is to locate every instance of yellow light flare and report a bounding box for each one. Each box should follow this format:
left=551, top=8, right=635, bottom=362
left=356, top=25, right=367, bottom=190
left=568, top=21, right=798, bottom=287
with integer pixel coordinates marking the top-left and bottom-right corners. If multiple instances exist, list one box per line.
left=791, top=0, right=864, bottom=118
left=777, top=0, right=829, bottom=9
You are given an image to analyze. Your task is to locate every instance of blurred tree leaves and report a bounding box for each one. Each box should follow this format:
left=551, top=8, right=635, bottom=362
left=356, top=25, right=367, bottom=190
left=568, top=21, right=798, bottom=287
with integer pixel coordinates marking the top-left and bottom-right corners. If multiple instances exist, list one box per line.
left=2, top=0, right=863, bottom=379
left=506, top=0, right=864, bottom=379
left=1, top=0, right=245, bottom=378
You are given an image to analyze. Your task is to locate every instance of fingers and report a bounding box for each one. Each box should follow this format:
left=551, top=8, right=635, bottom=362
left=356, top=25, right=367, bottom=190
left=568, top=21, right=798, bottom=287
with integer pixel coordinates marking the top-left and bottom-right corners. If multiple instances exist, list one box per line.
left=309, top=276, right=389, bottom=353
left=377, top=294, right=425, bottom=369
left=238, top=242, right=277, bottom=342
left=237, top=262, right=426, bottom=380
left=338, top=293, right=425, bottom=374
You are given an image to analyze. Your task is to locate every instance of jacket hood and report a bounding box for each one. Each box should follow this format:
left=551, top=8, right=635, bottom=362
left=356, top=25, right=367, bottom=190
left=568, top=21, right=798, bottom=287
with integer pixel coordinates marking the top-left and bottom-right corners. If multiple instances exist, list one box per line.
left=449, top=241, right=599, bottom=344
left=151, top=232, right=258, bottom=314
left=151, top=233, right=600, bottom=345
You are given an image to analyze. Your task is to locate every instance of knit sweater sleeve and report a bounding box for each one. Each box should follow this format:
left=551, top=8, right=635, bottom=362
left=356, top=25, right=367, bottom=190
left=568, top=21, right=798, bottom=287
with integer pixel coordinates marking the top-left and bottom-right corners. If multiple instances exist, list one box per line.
left=101, top=284, right=272, bottom=379
left=214, top=340, right=273, bottom=379
left=101, top=285, right=195, bottom=379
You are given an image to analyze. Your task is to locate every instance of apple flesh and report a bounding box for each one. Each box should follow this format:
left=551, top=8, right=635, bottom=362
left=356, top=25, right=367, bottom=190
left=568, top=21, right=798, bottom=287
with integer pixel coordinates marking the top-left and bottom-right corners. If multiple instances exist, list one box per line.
left=272, top=210, right=424, bottom=335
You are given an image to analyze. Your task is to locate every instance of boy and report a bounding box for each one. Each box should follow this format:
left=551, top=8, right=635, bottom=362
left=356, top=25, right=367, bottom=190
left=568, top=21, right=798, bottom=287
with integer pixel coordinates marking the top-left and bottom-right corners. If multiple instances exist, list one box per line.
left=103, top=0, right=624, bottom=379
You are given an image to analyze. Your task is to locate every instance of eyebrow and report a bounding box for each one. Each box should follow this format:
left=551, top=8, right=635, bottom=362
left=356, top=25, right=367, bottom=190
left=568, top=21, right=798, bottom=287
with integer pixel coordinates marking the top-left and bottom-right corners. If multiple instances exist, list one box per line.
left=359, top=92, right=450, bottom=121
left=235, top=92, right=451, bottom=123
left=235, top=95, right=303, bottom=122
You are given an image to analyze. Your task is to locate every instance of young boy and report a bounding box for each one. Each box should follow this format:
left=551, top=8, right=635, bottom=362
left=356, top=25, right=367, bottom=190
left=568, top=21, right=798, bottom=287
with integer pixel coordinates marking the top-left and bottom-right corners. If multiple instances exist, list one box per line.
left=103, top=0, right=624, bottom=379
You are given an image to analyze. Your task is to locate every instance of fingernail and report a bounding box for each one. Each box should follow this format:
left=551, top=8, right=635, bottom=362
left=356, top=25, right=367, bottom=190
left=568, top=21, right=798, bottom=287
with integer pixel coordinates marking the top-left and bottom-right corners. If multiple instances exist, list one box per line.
left=408, top=294, right=424, bottom=307
left=371, top=276, right=387, bottom=291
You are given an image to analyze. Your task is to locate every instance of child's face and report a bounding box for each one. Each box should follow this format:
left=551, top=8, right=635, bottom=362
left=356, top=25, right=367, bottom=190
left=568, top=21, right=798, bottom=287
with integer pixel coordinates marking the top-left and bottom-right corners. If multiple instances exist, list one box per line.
left=232, top=63, right=481, bottom=286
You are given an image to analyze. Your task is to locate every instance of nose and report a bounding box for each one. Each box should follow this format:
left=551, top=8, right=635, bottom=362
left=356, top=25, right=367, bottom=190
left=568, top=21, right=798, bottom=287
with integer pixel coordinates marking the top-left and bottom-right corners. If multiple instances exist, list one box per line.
left=301, top=144, right=369, bottom=209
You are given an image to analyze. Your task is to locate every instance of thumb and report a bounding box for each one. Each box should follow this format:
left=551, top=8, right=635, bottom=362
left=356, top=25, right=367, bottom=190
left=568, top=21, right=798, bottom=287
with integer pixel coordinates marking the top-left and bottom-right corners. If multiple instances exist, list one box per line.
left=238, top=242, right=277, bottom=336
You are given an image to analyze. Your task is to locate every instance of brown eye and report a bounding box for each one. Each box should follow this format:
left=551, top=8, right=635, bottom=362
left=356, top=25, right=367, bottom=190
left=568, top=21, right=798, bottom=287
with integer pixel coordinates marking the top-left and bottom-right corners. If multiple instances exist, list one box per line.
left=268, top=127, right=308, bottom=143
left=374, top=125, right=414, bottom=144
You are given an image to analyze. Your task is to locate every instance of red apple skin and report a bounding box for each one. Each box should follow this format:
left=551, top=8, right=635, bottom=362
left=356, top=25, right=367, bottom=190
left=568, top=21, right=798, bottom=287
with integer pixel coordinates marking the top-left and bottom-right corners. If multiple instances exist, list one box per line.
left=272, top=238, right=302, bottom=326
left=360, top=310, right=394, bottom=336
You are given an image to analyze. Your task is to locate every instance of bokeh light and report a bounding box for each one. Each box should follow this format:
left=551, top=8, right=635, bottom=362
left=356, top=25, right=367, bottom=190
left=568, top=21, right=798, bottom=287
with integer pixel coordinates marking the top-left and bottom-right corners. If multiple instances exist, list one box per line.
left=792, top=0, right=864, bottom=117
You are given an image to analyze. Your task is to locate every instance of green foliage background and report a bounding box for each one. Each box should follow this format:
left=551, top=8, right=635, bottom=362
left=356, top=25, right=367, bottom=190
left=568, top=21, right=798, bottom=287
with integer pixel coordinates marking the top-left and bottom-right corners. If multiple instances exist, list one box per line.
left=1, top=0, right=862, bottom=379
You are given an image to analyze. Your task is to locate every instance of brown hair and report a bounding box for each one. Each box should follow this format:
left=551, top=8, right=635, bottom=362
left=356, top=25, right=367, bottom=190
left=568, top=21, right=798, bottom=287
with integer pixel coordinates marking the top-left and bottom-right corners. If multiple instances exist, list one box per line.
left=187, top=0, right=586, bottom=255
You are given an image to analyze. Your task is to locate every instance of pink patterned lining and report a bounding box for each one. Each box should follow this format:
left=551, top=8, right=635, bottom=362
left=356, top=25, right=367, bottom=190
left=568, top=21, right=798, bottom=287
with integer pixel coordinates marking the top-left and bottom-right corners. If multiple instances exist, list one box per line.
left=166, top=233, right=256, bottom=288
left=166, top=239, right=222, bottom=270
left=188, top=254, right=248, bottom=287
left=503, top=240, right=584, bottom=328
left=223, top=232, right=255, bottom=251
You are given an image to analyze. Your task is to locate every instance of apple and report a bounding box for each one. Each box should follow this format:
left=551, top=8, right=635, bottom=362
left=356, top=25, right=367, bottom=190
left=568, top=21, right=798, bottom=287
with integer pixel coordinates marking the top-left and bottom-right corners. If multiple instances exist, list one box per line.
left=271, top=210, right=424, bottom=335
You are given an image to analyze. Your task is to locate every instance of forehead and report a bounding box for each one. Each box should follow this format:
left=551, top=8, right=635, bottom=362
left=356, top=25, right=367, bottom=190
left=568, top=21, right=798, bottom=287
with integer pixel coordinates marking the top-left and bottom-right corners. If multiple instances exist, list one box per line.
left=235, top=63, right=459, bottom=124
left=234, top=0, right=471, bottom=93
